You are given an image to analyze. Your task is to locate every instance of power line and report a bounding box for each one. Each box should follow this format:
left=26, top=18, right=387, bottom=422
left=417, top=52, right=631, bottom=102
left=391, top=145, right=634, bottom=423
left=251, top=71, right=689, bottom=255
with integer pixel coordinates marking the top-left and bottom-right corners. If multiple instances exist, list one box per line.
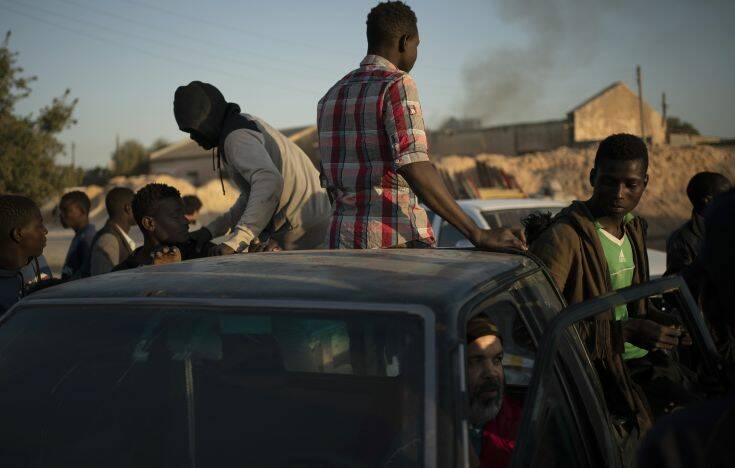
left=11, top=0, right=460, bottom=94
left=52, top=0, right=333, bottom=77
left=11, top=0, right=326, bottom=89
left=2, top=0, right=461, bottom=99
left=0, top=2, right=316, bottom=95
left=121, top=0, right=456, bottom=73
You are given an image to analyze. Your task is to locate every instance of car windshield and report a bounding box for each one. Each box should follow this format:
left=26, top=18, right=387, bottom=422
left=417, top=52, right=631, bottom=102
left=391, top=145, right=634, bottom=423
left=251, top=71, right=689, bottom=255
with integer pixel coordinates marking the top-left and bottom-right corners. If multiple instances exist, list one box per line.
left=481, top=207, right=562, bottom=230
left=0, top=305, right=426, bottom=468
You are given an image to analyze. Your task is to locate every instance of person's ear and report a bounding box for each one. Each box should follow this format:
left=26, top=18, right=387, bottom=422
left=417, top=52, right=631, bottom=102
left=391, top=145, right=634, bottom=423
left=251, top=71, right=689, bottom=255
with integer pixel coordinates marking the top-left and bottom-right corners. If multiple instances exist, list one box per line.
left=398, top=33, right=409, bottom=53
left=643, top=174, right=649, bottom=187
left=140, top=215, right=156, bottom=233
left=124, top=203, right=133, bottom=216
left=589, top=168, right=596, bottom=187
left=9, top=226, right=23, bottom=244
left=702, top=194, right=713, bottom=206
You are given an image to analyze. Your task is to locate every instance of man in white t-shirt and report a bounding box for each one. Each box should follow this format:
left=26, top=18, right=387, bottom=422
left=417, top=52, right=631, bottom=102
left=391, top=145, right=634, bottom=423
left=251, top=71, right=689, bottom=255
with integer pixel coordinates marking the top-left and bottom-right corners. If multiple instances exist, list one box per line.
left=173, top=81, right=331, bottom=254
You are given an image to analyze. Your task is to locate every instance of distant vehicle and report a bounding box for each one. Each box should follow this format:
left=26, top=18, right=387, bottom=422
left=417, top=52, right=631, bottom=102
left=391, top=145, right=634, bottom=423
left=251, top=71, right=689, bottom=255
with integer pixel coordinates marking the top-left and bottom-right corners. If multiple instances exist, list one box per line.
left=0, top=250, right=723, bottom=467
left=425, top=198, right=667, bottom=278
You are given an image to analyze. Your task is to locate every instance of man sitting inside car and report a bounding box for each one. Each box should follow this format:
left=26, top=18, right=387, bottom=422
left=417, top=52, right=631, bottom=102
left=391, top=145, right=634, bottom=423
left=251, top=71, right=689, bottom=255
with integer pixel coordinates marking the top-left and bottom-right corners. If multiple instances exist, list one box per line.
left=467, top=315, right=523, bottom=468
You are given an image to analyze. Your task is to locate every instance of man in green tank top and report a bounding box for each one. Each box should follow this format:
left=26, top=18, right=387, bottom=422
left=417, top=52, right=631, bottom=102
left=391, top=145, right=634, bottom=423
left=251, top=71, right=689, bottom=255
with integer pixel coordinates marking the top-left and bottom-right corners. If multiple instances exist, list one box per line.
left=531, top=134, right=700, bottom=421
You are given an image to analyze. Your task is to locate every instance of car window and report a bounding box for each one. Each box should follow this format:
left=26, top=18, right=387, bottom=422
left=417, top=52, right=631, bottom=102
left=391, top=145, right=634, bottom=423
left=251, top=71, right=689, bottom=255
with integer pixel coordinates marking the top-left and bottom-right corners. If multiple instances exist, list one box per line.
left=438, top=220, right=466, bottom=247
left=0, top=306, right=426, bottom=468
left=461, top=272, right=591, bottom=467
left=425, top=208, right=436, bottom=226
left=482, top=207, right=562, bottom=230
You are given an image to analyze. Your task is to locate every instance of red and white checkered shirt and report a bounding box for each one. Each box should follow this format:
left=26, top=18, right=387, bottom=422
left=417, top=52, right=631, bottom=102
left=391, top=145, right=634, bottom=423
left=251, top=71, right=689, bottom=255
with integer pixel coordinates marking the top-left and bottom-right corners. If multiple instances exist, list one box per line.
left=317, top=55, right=435, bottom=249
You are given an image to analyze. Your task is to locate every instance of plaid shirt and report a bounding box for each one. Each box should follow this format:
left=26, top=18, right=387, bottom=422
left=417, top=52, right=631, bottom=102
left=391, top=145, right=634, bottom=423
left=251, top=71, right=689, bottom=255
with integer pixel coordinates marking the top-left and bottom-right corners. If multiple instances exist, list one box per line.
left=317, top=55, right=435, bottom=249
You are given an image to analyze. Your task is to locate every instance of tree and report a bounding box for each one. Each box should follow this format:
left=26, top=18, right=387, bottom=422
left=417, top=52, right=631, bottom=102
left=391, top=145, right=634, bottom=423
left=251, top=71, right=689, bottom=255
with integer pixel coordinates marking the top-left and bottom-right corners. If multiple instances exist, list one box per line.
left=148, top=137, right=170, bottom=154
left=667, top=117, right=700, bottom=136
left=82, top=166, right=112, bottom=186
left=0, top=31, right=82, bottom=202
left=111, top=139, right=148, bottom=176
left=110, top=138, right=170, bottom=176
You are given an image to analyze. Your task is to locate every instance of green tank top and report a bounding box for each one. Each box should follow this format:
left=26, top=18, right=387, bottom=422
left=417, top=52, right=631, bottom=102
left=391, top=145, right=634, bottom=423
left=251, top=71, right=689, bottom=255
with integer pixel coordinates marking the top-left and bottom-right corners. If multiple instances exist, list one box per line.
left=595, top=220, right=648, bottom=361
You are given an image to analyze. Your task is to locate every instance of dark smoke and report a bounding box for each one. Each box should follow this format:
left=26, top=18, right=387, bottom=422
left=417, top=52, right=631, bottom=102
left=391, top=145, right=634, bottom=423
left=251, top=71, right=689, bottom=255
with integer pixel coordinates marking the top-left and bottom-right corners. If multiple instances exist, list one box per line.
left=461, top=0, right=715, bottom=124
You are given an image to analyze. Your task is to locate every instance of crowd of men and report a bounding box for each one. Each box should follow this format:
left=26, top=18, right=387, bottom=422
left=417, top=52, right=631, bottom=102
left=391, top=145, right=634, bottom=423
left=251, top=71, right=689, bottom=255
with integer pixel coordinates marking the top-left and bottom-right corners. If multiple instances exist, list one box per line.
left=0, top=1, right=733, bottom=467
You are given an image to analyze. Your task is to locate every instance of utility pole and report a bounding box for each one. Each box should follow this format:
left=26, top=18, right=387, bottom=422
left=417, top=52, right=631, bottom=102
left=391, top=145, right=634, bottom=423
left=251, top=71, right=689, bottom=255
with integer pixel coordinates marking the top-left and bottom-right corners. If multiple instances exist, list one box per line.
left=661, top=92, right=668, bottom=143
left=636, top=65, right=646, bottom=141
left=71, top=142, right=76, bottom=167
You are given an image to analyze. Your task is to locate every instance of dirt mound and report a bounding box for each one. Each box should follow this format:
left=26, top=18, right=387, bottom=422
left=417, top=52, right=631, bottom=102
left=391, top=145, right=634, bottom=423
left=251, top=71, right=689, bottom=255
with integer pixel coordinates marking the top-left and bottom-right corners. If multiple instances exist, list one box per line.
left=437, top=144, right=735, bottom=239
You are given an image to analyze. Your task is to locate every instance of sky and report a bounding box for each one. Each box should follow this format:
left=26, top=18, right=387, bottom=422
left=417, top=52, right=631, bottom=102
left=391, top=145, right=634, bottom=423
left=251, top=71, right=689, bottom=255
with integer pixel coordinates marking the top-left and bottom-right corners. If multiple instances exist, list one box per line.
left=1, top=0, right=733, bottom=168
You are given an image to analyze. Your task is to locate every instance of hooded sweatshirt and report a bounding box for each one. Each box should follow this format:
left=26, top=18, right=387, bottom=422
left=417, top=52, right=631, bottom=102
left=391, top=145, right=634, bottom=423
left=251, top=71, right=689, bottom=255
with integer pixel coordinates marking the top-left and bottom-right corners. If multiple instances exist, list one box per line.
left=530, top=201, right=653, bottom=433
left=174, top=82, right=331, bottom=251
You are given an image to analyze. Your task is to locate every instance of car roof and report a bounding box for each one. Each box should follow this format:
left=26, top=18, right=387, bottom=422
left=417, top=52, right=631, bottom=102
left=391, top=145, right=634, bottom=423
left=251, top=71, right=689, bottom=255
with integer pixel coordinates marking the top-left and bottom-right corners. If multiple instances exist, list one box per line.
left=455, top=198, right=568, bottom=211
left=26, top=249, right=537, bottom=315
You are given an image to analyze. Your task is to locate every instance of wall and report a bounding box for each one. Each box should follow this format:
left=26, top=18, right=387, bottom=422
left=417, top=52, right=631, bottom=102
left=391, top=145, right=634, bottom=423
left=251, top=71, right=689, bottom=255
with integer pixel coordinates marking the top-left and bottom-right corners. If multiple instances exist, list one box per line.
left=571, top=84, right=666, bottom=144
left=428, top=119, right=568, bottom=157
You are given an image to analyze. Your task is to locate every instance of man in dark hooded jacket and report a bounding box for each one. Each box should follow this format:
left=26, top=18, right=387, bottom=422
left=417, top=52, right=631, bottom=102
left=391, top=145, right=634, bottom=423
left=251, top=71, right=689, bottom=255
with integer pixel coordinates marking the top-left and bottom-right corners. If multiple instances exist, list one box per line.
left=530, top=135, right=702, bottom=457
left=173, top=81, right=332, bottom=254
left=665, top=172, right=730, bottom=276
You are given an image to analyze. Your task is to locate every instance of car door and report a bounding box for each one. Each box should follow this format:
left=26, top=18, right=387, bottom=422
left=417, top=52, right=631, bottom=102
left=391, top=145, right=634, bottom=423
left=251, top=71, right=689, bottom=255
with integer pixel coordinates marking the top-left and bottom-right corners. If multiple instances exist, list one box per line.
left=510, top=276, right=727, bottom=468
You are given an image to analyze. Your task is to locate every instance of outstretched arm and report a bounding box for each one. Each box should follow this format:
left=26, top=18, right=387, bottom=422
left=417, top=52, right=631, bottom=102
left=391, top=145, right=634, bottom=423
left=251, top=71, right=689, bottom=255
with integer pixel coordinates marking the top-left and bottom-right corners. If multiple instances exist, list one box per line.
left=399, top=162, right=525, bottom=250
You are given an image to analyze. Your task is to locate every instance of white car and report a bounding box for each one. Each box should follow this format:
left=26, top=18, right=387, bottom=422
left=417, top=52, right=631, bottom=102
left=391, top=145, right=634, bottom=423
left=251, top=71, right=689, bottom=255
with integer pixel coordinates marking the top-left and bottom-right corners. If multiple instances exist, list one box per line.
left=425, top=198, right=666, bottom=278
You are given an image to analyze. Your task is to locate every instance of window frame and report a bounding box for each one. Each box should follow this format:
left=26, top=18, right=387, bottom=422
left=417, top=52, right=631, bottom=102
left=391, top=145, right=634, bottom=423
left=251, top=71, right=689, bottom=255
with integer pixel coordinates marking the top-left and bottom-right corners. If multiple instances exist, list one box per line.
left=510, top=276, right=724, bottom=468
left=7, top=296, right=439, bottom=468
left=455, top=270, right=609, bottom=468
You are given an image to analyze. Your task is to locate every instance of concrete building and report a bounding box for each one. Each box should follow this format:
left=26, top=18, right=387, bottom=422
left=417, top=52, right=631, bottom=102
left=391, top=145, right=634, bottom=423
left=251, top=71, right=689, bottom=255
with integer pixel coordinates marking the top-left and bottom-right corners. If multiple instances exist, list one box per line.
left=428, top=81, right=666, bottom=157
left=149, top=126, right=318, bottom=186
left=569, top=81, right=666, bottom=145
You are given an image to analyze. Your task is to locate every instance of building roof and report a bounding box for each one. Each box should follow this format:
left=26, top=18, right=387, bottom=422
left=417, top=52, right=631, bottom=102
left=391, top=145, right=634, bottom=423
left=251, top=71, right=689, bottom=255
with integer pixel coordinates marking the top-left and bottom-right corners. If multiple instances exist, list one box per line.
left=149, top=125, right=316, bottom=163
left=24, top=249, right=538, bottom=314
left=568, top=81, right=660, bottom=116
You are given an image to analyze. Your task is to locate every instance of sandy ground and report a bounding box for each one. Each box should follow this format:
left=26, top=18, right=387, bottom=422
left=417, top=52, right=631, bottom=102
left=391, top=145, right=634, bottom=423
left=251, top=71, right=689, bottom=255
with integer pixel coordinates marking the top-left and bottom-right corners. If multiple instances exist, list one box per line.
left=42, top=144, right=732, bottom=274
left=435, top=144, right=735, bottom=245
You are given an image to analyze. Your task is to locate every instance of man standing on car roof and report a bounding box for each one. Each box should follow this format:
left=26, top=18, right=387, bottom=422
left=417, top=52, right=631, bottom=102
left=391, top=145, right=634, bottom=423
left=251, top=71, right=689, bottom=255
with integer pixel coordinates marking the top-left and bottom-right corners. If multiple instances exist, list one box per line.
left=317, top=1, right=524, bottom=250
left=174, top=81, right=332, bottom=254
left=529, top=134, right=701, bottom=439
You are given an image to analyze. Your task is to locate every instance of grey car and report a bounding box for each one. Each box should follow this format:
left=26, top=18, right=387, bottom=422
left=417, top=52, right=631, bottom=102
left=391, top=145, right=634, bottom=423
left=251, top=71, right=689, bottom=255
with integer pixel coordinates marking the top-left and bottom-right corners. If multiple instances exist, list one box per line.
left=0, top=249, right=725, bottom=467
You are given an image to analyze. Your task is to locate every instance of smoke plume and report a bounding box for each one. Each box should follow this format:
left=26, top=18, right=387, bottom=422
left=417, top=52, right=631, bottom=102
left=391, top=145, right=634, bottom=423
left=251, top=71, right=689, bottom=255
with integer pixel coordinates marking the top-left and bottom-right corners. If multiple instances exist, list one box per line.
left=462, top=0, right=672, bottom=124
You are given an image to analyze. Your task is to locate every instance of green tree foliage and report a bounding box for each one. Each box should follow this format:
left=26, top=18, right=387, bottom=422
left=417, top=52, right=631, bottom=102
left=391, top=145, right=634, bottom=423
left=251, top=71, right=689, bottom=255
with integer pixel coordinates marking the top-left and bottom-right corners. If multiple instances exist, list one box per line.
left=0, top=31, right=82, bottom=202
left=111, top=139, right=148, bottom=176
left=82, top=166, right=112, bottom=186
left=667, top=117, right=700, bottom=136
left=111, top=138, right=170, bottom=176
left=148, top=137, right=170, bottom=154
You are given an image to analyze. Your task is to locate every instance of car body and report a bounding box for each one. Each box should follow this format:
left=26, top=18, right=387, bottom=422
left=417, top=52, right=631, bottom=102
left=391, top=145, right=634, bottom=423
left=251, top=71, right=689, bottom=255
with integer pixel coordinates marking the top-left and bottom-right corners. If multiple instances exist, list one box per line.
left=425, top=198, right=667, bottom=278
left=0, top=250, right=720, bottom=467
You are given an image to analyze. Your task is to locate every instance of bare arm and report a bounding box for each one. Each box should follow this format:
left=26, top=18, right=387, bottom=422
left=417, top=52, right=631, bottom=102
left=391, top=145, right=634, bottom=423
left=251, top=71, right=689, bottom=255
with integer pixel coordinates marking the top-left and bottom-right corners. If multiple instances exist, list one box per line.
left=399, top=161, right=526, bottom=251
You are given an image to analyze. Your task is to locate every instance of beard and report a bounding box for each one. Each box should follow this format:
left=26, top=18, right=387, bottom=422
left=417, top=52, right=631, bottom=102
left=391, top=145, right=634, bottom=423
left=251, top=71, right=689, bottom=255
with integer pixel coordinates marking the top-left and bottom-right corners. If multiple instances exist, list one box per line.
left=469, top=377, right=504, bottom=428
